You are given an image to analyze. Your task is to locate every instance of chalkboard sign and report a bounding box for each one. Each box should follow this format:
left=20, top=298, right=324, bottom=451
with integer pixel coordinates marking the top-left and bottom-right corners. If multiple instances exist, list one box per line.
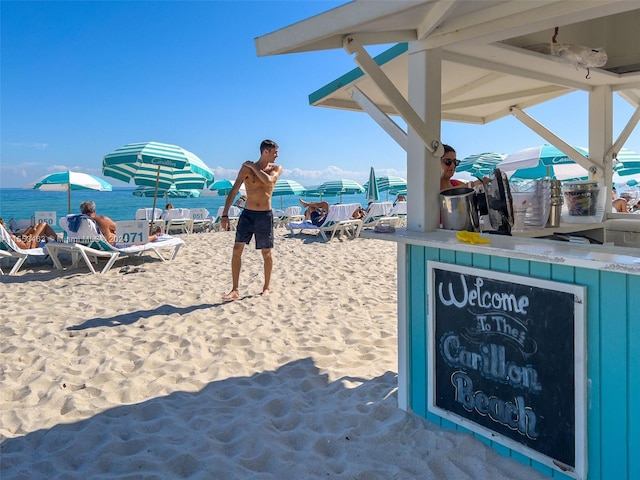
left=427, top=262, right=586, bottom=479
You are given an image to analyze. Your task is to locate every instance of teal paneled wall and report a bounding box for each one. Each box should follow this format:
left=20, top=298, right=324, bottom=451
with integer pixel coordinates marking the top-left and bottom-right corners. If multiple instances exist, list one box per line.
left=406, top=244, right=639, bottom=480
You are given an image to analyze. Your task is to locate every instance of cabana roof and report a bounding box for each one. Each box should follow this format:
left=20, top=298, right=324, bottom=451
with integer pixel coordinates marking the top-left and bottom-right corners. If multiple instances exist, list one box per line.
left=256, top=1, right=640, bottom=125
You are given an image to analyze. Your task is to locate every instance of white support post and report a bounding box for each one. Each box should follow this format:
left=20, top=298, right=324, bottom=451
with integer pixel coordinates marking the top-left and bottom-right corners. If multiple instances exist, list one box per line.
left=350, top=86, right=408, bottom=151
left=589, top=86, right=613, bottom=212
left=342, top=34, right=443, bottom=158
left=509, top=106, right=600, bottom=176
left=407, top=44, right=442, bottom=233
left=608, top=104, right=640, bottom=159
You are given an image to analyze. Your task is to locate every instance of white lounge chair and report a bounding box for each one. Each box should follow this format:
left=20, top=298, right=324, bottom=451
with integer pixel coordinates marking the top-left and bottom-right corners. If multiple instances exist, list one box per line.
left=189, top=208, right=211, bottom=233
left=360, top=201, right=402, bottom=229
left=274, top=206, right=304, bottom=228
left=388, top=201, right=407, bottom=226
left=162, top=208, right=193, bottom=234
left=212, top=206, right=241, bottom=232
left=46, top=215, right=184, bottom=274
left=288, top=203, right=363, bottom=241
left=0, top=224, right=49, bottom=275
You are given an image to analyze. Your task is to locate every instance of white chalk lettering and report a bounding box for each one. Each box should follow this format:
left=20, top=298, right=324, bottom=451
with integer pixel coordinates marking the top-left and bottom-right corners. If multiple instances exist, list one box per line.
left=441, top=333, right=541, bottom=392
left=438, top=275, right=529, bottom=315
left=451, top=371, right=539, bottom=439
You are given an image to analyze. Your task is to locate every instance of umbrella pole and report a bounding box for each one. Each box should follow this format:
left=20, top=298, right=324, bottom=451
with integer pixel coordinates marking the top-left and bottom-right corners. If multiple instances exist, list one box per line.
left=150, top=167, right=161, bottom=235
left=67, top=187, right=71, bottom=214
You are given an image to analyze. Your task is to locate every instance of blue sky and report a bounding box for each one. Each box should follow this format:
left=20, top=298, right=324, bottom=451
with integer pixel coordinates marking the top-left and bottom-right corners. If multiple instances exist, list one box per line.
left=2, top=0, right=639, bottom=189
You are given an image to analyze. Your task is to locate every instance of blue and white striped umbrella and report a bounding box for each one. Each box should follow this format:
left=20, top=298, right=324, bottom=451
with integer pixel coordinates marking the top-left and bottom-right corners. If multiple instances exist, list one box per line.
left=103, top=142, right=214, bottom=221
left=318, top=179, right=365, bottom=203
left=103, top=142, right=214, bottom=190
left=500, top=144, right=589, bottom=180
left=272, top=178, right=306, bottom=209
left=25, top=170, right=113, bottom=213
left=458, top=152, right=506, bottom=178
left=133, top=185, right=200, bottom=199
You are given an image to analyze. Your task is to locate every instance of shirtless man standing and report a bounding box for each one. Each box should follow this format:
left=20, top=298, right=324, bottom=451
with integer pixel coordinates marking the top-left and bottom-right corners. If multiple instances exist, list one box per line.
left=221, top=139, right=282, bottom=300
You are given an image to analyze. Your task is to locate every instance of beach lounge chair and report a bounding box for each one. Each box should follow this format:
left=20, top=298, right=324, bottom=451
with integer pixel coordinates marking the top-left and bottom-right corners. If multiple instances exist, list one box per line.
left=388, top=201, right=407, bottom=226
left=212, top=206, right=241, bottom=232
left=0, top=223, right=49, bottom=275
left=46, top=215, right=184, bottom=274
left=163, top=208, right=193, bottom=234
left=135, top=208, right=162, bottom=221
left=288, top=203, right=363, bottom=241
left=189, top=208, right=212, bottom=233
left=274, top=206, right=304, bottom=228
left=360, top=201, right=402, bottom=229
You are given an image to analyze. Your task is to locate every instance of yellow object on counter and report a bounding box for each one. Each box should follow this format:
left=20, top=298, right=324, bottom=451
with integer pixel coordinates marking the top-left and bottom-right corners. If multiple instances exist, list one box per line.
left=456, top=231, right=490, bottom=245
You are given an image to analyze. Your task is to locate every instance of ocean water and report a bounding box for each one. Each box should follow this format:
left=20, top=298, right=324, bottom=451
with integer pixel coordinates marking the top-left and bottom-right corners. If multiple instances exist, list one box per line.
left=0, top=188, right=376, bottom=233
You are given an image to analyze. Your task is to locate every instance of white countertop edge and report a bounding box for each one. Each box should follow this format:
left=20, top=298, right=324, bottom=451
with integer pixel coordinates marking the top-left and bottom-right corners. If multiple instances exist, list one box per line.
left=362, top=228, right=640, bottom=276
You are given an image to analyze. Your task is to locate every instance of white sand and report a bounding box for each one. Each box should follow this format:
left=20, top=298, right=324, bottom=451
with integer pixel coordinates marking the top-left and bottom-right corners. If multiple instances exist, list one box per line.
left=0, top=229, right=546, bottom=479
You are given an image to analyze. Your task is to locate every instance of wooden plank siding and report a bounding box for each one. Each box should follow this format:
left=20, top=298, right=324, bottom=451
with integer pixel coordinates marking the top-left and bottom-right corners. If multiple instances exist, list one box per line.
left=405, top=244, right=639, bottom=480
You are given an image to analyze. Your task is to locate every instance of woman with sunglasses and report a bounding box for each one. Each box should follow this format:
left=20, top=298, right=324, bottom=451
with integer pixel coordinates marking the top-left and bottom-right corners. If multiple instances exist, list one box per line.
left=440, top=144, right=484, bottom=191
left=440, top=144, right=466, bottom=191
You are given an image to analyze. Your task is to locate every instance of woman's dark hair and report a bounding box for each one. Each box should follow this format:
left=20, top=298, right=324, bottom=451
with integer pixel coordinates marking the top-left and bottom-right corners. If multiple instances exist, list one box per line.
left=442, top=144, right=456, bottom=156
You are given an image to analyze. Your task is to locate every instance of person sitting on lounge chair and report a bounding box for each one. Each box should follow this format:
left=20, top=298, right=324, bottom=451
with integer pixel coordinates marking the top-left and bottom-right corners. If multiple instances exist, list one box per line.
left=299, top=199, right=330, bottom=226
left=0, top=218, right=57, bottom=249
left=80, top=200, right=162, bottom=245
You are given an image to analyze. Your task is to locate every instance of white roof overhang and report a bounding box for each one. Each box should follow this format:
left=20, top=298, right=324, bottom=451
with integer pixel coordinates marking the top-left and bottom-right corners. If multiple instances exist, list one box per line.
left=255, top=0, right=640, bottom=125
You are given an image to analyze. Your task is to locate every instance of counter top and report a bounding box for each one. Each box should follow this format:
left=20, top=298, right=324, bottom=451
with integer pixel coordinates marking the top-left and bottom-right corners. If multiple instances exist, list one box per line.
left=362, top=228, right=640, bottom=275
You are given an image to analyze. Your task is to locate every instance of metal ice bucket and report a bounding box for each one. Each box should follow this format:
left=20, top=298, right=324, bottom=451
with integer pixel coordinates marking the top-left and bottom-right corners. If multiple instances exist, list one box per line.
left=439, top=187, right=479, bottom=231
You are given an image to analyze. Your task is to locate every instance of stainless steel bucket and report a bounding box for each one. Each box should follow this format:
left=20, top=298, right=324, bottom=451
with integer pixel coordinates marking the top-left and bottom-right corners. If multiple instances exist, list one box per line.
left=440, top=187, right=479, bottom=231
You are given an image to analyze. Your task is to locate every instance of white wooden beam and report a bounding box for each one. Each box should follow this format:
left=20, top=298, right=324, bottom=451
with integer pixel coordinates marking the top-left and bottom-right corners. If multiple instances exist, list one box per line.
left=416, top=0, right=457, bottom=40
left=441, top=49, right=589, bottom=92
left=608, top=104, right=640, bottom=158
left=350, top=87, right=408, bottom=151
left=509, top=106, right=601, bottom=175
left=443, top=85, right=568, bottom=111
left=343, top=34, right=444, bottom=157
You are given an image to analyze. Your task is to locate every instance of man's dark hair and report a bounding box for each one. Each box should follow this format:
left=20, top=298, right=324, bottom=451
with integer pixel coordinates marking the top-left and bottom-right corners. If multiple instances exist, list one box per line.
left=260, top=139, right=278, bottom=152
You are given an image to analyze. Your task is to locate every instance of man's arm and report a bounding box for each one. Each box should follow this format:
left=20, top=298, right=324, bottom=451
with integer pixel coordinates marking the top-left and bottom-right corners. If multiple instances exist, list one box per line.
left=243, top=161, right=281, bottom=185
left=220, top=167, right=248, bottom=230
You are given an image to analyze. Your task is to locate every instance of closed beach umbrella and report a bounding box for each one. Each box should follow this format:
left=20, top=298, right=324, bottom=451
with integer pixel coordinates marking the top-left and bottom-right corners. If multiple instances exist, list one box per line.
left=500, top=144, right=589, bottom=180
left=272, top=178, right=306, bottom=209
left=103, top=141, right=214, bottom=229
left=319, top=179, right=365, bottom=203
left=365, top=167, right=379, bottom=202
left=25, top=170, right=113, bottom=214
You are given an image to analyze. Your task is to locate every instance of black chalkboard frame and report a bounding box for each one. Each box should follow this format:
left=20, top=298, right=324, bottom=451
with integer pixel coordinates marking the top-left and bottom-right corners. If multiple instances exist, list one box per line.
left=426, top=261, right=587, bottom=479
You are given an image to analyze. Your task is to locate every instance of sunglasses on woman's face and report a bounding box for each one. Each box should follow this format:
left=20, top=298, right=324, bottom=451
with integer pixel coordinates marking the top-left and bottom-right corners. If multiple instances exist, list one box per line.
left=442, top=158, right=460, bottom=167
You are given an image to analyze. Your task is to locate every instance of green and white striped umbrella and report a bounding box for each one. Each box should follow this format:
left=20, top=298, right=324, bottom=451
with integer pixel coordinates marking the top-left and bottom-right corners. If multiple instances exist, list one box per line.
left=103, top=142, right=214, bottom=190
left=458, top=152, right=506, bottom=178
left=24, top=170, right=113, bottom=214
left=272, top=178, right=306, bottom=209
left=318, top=179, right=364, bottom=203
left=103, top=142, right=214, bottom=226
left=133, top=185, right=201, bottom=199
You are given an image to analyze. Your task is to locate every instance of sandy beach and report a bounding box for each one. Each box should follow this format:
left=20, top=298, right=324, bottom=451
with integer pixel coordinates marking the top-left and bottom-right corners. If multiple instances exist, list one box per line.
left=1, top=229, right=546, bottom=479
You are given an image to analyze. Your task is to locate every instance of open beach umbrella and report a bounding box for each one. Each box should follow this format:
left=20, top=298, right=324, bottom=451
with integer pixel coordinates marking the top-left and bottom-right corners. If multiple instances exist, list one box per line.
left=500, top=144, right=589, bottom=180
left=272, top=178, right=306, bottom=209
left=458, top=152, right=506, bottom=178
left=318, top=179, right=365, bottom=203
left=24, top=170, right=113, bottom=214
left=209, top=179, right=234, bottom=196
left=365, top=167, right=380, bottom=203
left=103, top=141, right=214, bottom=229
left=133, top=185, right=200, bottom=199
left=612, top=147, right=640, bottom=169
left=374, top=175, right=406, bottom=200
